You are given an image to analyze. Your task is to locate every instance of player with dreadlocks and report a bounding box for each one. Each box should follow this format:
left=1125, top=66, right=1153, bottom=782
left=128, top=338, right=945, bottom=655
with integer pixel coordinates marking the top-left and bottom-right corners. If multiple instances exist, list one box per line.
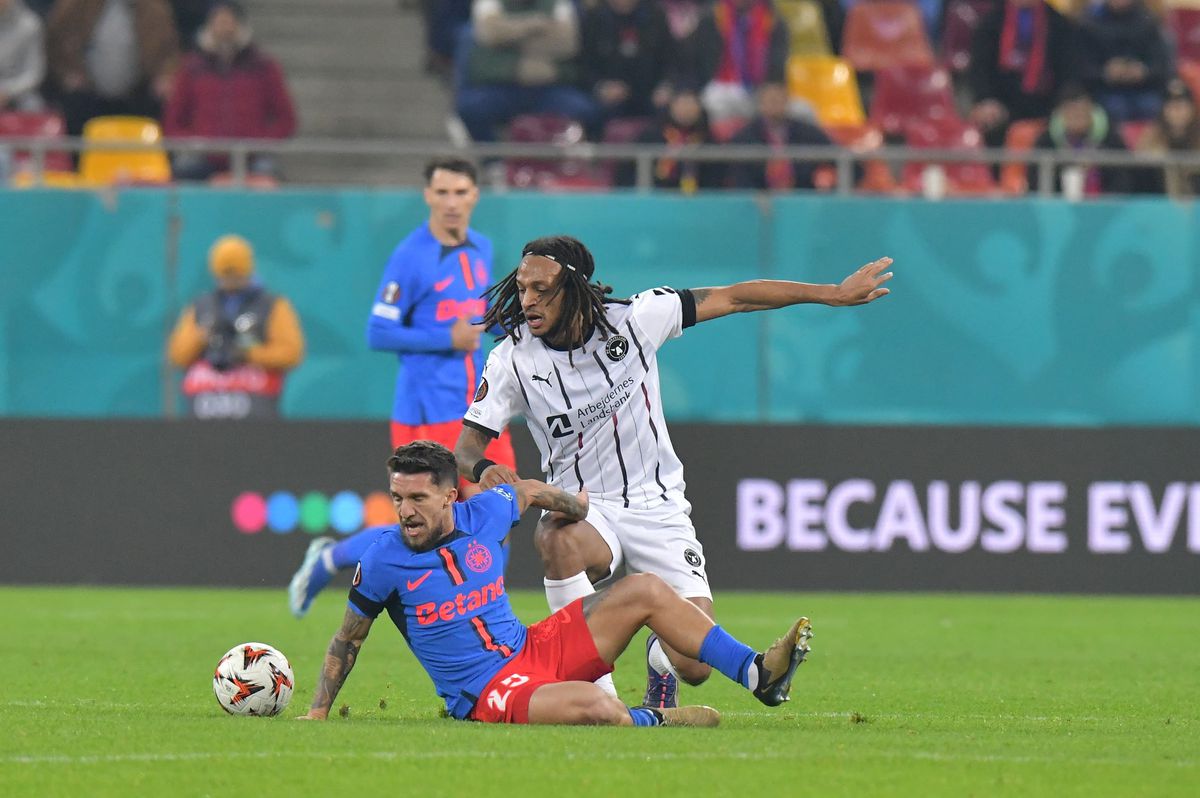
left=481, top=235, right=629, bottom=360
left=456, top=234, right=894, bottom=706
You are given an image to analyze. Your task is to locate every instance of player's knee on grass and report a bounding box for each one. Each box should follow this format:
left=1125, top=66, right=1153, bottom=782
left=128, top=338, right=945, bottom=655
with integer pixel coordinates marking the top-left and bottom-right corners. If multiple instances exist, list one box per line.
left=527, top=679, right=630, bottom=726
left=572, top=693, right=630, bottom=726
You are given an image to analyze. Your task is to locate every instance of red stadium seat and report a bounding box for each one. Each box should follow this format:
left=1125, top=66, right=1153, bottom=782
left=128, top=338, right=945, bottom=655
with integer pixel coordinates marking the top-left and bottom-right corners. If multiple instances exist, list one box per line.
left=902, top=120, right=997, bottom=195
left=1170, top=9, right=1200, bottom=63
left=999, top=118, right=1047, bottom=195
left=841, top=0, right=935, bottom=73
left=508, top=113, right=585, bottom=146
left=1119, top=120, right=1152, bottom=150
left=208, top=172, right=280, bottom=190
left=597, top=116, right=654, bottom=184
left=505, top=114, right=610, bottom=190
left=826, top=123, right=898, bottom=192
left=941, top=0, right=997, bottom=74
left=0, top=110, right=74, bottom=174
left=870, top=64, right=961, bottom=139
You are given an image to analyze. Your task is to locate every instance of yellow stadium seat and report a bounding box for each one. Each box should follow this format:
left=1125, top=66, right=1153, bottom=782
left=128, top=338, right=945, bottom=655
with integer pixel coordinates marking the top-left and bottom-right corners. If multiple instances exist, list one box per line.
left=777, top=0, right=833, bottom=56
left=79, top=116, right=172, bottom=186
left=787, top=56, right=866, bottom=127
left=10, top=170, right=84, bottom=189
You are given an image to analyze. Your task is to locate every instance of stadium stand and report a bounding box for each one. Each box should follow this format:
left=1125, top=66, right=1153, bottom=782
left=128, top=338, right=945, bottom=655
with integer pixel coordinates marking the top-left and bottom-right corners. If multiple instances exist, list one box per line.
left=998, top=116, right=1047, bottom=194
left=870, top=63, right=960, bottom=139
left=504, top=112, right=610, bottom=190
left=0, top=109, right=72, bottom=173
left=940, top=0, right=994, bottom=74
left=777, top=0, right=834, bottom=56
left=840, top=0, right=935, bottom=73
left=247, top=0, right=450, bottom=184
left=901, top=118, right=997, bottom=195
left=78, top=114, right=172, bottom=186
left=785, top=55, right=866, bottom=127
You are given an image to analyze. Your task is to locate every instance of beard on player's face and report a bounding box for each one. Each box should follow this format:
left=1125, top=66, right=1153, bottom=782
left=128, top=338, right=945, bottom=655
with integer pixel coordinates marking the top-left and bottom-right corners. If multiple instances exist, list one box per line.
left=391, top=475, right=456, bottom=552
left=398, top=501, right=453, bottom=551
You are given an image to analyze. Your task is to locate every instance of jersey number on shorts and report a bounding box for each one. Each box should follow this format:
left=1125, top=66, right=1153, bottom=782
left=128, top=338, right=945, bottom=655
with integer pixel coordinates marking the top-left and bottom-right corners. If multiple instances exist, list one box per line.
left=486, top=673, right=530, bottom=713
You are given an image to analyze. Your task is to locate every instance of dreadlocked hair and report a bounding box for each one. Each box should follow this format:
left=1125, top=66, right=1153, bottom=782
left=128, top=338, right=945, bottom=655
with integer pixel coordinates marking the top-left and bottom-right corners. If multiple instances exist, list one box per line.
left=483, top=235, right=630, bottom=363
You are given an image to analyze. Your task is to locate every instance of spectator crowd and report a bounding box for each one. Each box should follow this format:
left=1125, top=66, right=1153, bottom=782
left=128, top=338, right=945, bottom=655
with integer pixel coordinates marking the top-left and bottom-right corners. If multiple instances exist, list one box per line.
left=1, top=0, right=295, bottom=182
left=5, top=0, right=1200, bottom=194
left=432, top=0, right=1200, bottom=196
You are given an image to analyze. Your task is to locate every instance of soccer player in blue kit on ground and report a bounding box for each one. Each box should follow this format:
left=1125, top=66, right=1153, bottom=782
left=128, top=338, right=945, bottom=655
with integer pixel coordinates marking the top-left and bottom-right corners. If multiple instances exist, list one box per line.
left=287, top=158, right=518, bottom=618
left=298, top=441, right=812, bottom=727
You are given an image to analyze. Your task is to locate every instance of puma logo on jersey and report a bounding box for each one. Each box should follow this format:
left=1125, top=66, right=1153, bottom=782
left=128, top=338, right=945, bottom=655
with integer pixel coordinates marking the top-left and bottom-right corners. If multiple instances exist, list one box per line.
left=406, top=570, right=434, bottom=590
left=531, top=372, right=553, bottom=387
left=434, top=276, right=454, bottom=292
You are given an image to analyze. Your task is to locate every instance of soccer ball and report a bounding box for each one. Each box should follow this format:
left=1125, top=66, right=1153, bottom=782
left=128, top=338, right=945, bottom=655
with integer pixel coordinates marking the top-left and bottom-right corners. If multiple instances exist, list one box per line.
left=212, top=642, right=294, bottom=716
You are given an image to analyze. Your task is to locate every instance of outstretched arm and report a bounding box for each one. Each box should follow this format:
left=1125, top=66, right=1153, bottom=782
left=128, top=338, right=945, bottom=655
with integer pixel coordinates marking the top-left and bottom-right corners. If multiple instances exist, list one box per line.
left=299, top=607, right=374, bottom=720
left=691, top=257, right=893, bottom=324
left=512, top=479, right=589, bottom=521
left=455, top=423, right=520, bottom=488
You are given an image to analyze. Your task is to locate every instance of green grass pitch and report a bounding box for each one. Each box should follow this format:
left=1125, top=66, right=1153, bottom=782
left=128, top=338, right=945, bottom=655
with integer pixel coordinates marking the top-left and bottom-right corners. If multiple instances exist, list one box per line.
left=2, top=586, right=1197, bottom=797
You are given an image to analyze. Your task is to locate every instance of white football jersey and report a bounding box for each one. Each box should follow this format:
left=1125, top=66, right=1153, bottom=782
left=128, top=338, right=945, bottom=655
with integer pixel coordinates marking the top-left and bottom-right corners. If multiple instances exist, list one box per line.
left=465, top=287, right=697, bottom=509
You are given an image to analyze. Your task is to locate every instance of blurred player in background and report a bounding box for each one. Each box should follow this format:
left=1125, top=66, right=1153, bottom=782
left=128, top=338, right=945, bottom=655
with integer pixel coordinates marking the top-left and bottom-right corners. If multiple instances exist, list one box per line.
left=299, top=441, right=812, bottom=727
left=288, top=157, right=517, bottom=617
left=167, top=234, right=305, bottom=420
left=456, top=235, right=891, bottom=707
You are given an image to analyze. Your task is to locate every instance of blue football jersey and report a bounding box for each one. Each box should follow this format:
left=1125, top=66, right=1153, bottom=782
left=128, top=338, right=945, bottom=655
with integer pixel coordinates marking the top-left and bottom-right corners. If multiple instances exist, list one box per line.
left=366, top=223, right=494, bottom=425
left=348, top=485, right=524, bottom=719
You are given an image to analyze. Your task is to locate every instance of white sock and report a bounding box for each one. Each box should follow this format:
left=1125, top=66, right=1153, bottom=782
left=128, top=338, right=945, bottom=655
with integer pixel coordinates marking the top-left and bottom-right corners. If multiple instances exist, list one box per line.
left=543, top=572, right=593, bottom=612
left=746, top=656, right=761, bottom=692
left=544, top=573, right=618, bottom=699
left=647, top=635, right=680, bottom=680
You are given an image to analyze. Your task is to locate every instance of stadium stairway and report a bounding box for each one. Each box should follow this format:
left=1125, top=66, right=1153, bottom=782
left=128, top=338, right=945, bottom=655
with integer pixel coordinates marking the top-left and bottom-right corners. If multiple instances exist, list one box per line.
left=247, top=0, right=453, bottom=185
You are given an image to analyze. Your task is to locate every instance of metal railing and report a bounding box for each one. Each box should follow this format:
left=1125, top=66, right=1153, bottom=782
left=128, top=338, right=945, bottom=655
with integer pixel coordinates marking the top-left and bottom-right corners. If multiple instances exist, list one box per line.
left=3, top=134, right=1199, bottom=196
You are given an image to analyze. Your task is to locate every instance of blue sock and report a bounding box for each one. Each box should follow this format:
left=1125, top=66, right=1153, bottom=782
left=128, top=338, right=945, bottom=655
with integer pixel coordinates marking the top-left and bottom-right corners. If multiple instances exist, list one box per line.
left=331, top=526, right=390, bottom=570
left=627, top=707, right=663, bottom=727
left=698, top=625, right=757, bottom=689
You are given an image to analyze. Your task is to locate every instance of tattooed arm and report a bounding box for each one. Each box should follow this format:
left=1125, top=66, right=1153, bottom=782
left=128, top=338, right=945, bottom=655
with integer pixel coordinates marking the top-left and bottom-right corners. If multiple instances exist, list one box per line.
left=690, top=257, right=894, bottom=323
left=455, top=423, right=519, bottom=488
left=513, top=479, right=589, bottom=521
left=299, top=607, right=374, bottom=720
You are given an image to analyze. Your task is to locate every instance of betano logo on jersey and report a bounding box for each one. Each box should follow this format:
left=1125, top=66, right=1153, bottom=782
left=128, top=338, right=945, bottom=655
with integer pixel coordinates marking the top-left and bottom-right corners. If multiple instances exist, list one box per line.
left=230, top=490, right=396, bottom=535
left=435, top=298, right=486, bottom=322
left=415, top=575, right=506, bottom=625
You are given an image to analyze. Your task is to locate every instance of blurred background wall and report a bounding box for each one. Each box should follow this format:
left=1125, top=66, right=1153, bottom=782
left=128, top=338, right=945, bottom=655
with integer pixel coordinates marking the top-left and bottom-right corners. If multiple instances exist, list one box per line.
left=3, top=189, right=1195, bottom=424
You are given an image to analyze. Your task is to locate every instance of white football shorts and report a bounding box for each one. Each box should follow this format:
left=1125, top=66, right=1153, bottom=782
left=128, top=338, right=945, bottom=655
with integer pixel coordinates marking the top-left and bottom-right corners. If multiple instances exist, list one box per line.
left=582, top=496, right=712, bottom=601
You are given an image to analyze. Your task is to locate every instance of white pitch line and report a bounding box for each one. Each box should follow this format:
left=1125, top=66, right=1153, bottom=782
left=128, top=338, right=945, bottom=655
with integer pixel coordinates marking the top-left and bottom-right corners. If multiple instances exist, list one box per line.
left=3, top=702, right=1116, bottom=724
left=719, top=710, right=1114, bottom=723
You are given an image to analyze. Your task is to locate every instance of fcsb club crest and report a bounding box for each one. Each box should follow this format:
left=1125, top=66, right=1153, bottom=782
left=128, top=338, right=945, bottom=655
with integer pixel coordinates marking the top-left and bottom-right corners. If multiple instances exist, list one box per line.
left=465, top=541, right=493, bottom=573
left=605, top=335, right=629, bottom=362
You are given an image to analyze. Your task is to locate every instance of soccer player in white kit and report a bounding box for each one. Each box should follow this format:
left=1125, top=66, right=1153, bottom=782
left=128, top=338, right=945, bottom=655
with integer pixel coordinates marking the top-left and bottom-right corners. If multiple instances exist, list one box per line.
left=455, top=235, right=892, bottom=706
